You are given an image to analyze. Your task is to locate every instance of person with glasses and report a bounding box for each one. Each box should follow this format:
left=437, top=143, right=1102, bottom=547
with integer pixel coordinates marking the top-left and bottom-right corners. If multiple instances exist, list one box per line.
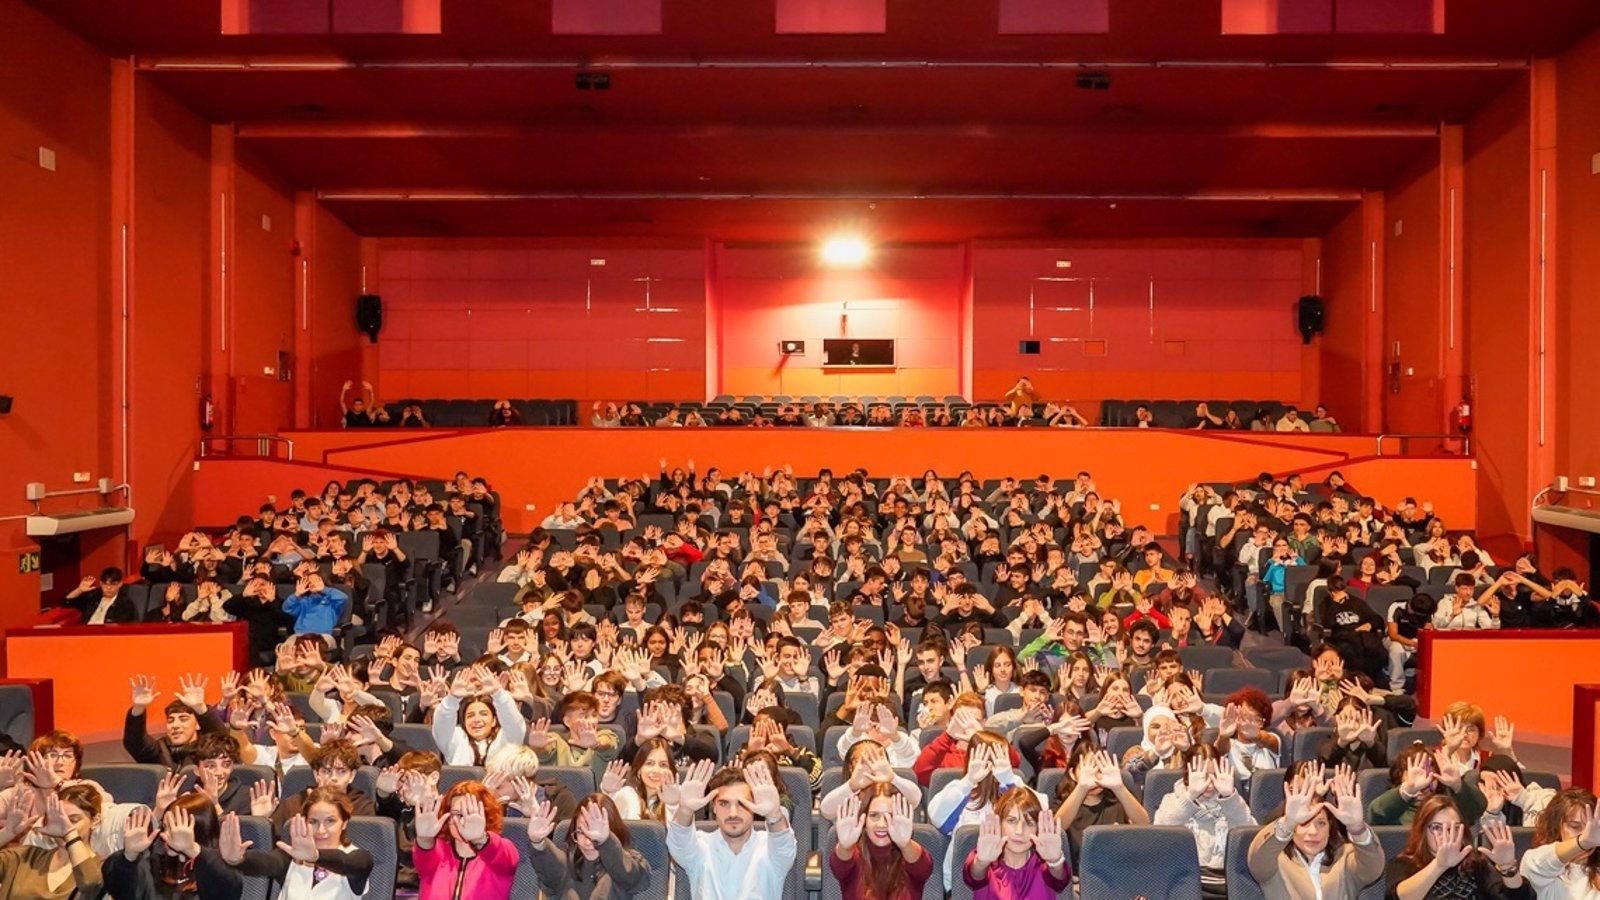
left=1215, top=688, right=1281, bottom=781
left=1386, top=794, right=1527, bottom=899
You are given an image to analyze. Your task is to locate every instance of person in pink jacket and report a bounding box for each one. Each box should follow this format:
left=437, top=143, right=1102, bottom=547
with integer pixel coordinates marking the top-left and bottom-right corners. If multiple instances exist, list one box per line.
left=413, top=780, right=520, bottom=900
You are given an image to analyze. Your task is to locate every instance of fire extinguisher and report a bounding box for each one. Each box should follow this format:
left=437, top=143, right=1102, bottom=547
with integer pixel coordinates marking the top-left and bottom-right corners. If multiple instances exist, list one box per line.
left=200, top=394, right=215, bottom=432
left=1452, top=399, right=1471, bottom=435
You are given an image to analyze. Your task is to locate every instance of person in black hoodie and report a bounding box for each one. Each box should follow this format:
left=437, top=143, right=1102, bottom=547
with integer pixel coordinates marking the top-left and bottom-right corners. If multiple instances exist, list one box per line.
left=1317, top=576, right=1387, bottom=683
left=123, top=674, right=230, bottom=771
left=103, top=792, right=240, bottom=900
left=190, top=733, right=253, bottom=815
left=223, top=576, right=294, bottom=667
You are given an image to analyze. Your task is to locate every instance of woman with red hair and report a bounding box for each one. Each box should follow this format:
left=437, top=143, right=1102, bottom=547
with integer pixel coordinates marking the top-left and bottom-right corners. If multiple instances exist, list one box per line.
left=1216, top=687, right=1281, bottom=781
left=413, top=781, right=519, bottom=900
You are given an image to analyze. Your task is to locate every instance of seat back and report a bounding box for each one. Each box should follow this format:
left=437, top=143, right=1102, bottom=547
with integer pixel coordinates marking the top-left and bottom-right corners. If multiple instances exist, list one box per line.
left=347, top=817, right=399, bottom=900
left=0, top=684, right=37, bottom=746
left=1387, top=726, right=1441, bottom=759
left=1078, top=825, right=1202, bottom=900
left=1290, top=727, right=1336, bottom=766
left=543, top=766, right=598, bottom=801
left=1144, top=768, right=1185, bottom=810
left=81, top=764, right=168, bottom=805
left=391, top=723, right=439, bottom=755
left=1224, top=825, right=1266, bottom=900
left=1248, top=769, right=1287, bottom=822
left=238, top=816, right=280, bottom=900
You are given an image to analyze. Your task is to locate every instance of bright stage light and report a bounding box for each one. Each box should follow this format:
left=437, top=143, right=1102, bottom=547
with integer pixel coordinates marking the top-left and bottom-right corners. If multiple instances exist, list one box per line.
left=820, top=235, right=871, bottom=267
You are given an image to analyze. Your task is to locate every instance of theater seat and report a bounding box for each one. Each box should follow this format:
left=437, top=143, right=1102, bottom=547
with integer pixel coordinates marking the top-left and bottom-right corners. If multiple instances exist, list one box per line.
left=81, top=764, right=167, bottom=805
left=1078, top=825, right=1201, bottom=900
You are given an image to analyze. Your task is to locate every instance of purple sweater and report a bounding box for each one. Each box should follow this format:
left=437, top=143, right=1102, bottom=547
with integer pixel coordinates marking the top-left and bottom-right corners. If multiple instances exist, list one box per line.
left=962, top=851, right=1073, bottom=900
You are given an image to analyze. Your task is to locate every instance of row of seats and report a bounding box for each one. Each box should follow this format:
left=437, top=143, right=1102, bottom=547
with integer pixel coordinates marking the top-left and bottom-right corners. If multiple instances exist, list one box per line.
left=378, top=398, right=578, bottom=426
left=71, top=760, right=1550, bottom=900
left=1100, top=399, right=1297, bottom=427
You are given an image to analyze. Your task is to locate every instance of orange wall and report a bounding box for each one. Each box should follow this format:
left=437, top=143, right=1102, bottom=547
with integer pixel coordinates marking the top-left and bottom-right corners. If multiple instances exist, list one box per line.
left=283, top=428, right=1474, bottom=538
left=1382, top=151, right=1446, bottom=435
left=1420, top=631, right=1600, bottom=743
left=1462, top=79, right=1534, bottom=547
left=5, top=625, right=243, bottom=742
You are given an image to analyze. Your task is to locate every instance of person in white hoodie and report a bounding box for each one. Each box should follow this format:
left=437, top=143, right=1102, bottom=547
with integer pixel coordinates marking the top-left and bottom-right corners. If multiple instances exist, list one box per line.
left=1153, top=745, right=1256, bottom=896
left=429, top=664, right=529, bottom=766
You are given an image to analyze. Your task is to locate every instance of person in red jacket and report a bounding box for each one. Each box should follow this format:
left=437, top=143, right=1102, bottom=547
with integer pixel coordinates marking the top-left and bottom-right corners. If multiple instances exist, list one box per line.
left=912, top=692, right=1021, bottom=786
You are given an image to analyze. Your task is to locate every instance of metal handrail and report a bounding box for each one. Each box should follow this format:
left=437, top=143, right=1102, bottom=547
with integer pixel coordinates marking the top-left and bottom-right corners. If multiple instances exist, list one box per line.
left=1375, top=433, right=1470, bottom=456
left=198, top=434, right=295, bottom=461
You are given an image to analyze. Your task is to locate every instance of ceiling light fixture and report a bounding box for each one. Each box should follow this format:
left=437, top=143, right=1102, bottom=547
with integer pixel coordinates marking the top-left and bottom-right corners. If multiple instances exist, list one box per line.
left=821, top=235, right=871, bottom=267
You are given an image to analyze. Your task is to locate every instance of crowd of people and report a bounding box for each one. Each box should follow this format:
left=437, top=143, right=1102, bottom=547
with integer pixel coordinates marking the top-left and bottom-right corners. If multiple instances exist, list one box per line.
left=11, top=461, right=1597, bottom=900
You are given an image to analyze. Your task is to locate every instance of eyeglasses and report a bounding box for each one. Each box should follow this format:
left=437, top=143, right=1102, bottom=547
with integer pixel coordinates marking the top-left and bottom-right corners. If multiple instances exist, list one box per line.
left=42, top=750, right=76, bottom=762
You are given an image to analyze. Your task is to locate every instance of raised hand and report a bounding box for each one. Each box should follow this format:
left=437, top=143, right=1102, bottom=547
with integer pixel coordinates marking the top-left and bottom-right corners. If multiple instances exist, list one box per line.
left=578, top=801, right=612, bottom=846
left=219, top=812, right=254, bottom=865
left=122, top=805, right=154, bottom=859
left=1325, top=768, right=1364, bottom=830
left=249, top=778, right=278, bottom=817
left=1489, top=716, right=1516, bottom=755
left=1480, top=820, right=1518, bottom=870
left=673, top=759, right=717, bottom=812
left=1284, top=772, right=1321, bottom=826
left=1033, top=808, right=1066, bottom=866
left=454, top=794, right=487, bottom=844
left=834, top=793, right=865, bottom=848
left=1430, top=748, right=1466, bottom=791
left=600, top=759, right=628, bottom=795
left=1433, top=819, right=1472, bottom=868
left=526, top=717, right=552, bottom=751
left=526, top=799, right=557, bottom=844
left=163, top=807, right=198, bottom=858
left=1212, top=759, right=1237, bottom=799
left=888, top=793, right=915, bottom=847
left=129, top=675, right=159, bottom=712
left=1401, top=754, right=1434, bottom=796
left=275, top=815, right=319, bottom=864
left=974, top=811, right=1004, bottom=865
left=177, top=674, right=208, bottom=709
left=742, top=763, right=782, bottom=819
left=154, top=772, right=184, bottom=818
left=1186, top=757, right=1212, bottom=801
left=413, top=788, right=446, bottom=841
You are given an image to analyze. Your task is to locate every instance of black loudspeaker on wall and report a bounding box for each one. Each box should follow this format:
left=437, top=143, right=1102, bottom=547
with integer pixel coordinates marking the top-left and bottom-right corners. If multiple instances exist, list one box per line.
left=0, top=395, right=12, bottom=415
left=1297, top=295, right=1325, bottom=345
left=356, top=294, right=383, bottom=344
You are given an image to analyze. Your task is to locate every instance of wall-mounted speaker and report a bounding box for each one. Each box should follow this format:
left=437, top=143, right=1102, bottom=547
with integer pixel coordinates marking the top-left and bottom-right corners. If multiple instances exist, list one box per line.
left=1019, top=340, right=1041, bottom=355
left=1297, top=295, right=1325, bottom=345
left=0, top=395, right=12, bottom=415
left=356, top=294, right=383, bottom=344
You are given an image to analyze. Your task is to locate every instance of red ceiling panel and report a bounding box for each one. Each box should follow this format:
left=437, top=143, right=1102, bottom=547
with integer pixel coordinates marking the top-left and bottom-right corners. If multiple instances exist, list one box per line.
left=551, top=0, right=662, bottom=35
left=774, top=0, right=886, bottom=34
left=998, top=0, right=1109, bottom=35
left=1221, top=0, right=1333, bottom=34
left=1335, top=0, right=1441, bottom=34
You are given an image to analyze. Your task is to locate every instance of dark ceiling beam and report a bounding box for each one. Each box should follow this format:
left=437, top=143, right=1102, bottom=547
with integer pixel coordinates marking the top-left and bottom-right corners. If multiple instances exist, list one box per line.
left=236, top=120, right=1441, bottom=140
left=137, top=56, right=1531, bottom=72
left=316, top=188, right=1365, bottom=202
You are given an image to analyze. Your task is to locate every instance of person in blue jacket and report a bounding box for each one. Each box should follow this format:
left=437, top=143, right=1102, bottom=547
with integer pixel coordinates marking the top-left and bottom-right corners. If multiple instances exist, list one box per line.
left=284, top=573, right=349, bottom=638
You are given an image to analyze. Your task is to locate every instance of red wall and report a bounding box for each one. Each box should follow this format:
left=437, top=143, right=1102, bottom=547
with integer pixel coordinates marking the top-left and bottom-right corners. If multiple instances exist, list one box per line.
left=1463, top=79, right=1534, bottom=548
left=228, top=150, right=298, bottom=437
left=1317, top=204, right=1372, bottom=432
left=1555, top=30, right=1600, bottom=491
left=373, top=239, right=707, bottom=405
left=971, top=242, right=1311, bottom=404
left=306, top=205, right=368, bottom=429
left=0, top=1, right=116, bottom=628
left=128, top=75, right=211, bottom=554
left=715, top=244, right=965, bottom=398
left=1382, top=152, right=1446, bottom=435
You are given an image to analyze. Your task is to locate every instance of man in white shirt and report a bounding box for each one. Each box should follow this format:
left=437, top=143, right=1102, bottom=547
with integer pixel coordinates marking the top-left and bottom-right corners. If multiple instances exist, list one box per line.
left=666, top=759, right=796, bottom=900
left=1275, top=408, right=1312, bottom=432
